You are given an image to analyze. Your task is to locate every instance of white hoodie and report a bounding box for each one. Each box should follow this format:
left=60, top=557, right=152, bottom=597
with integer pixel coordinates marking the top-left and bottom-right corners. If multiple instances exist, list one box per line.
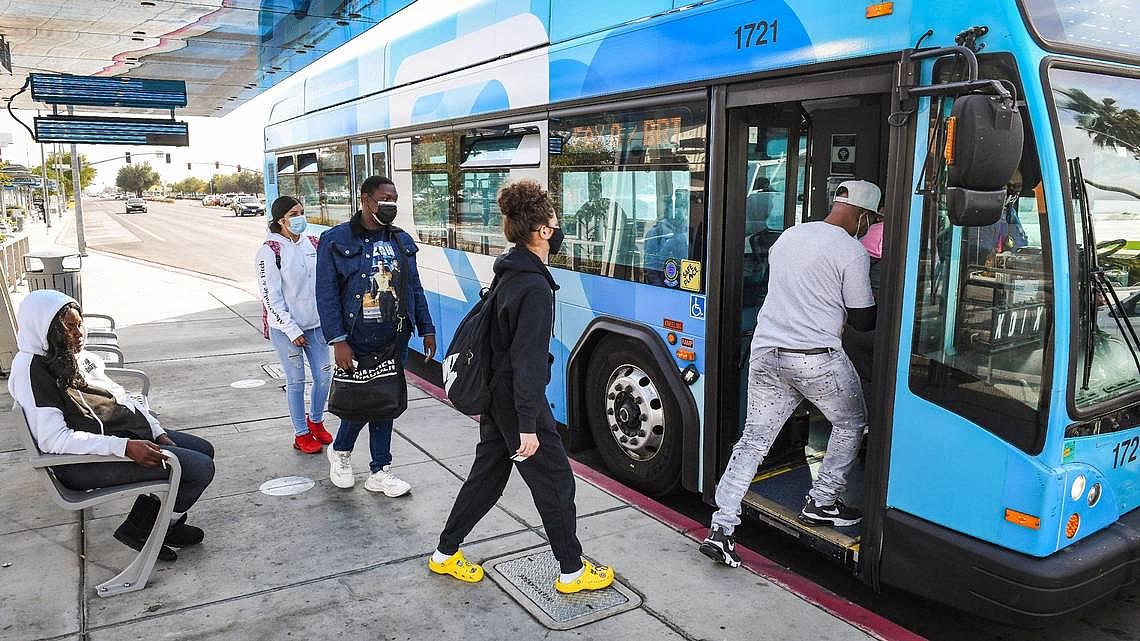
left=7, top=290, right=163, bottom=457
left=255, top=231, right=321, bottom=341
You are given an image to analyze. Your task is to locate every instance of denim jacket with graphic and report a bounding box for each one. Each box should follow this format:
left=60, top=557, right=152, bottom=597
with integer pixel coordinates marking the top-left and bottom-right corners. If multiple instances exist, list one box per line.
left=315, top=212, right=435, bottom=355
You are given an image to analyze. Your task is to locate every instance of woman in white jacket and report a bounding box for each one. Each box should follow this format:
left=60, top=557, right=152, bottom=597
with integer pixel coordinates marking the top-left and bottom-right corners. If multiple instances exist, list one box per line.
left=256, top=196, right=333, bottom=454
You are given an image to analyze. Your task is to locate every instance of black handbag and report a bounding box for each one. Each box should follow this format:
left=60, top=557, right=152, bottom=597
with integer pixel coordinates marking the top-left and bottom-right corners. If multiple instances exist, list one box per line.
left=328, top=346, right=407, bottom=421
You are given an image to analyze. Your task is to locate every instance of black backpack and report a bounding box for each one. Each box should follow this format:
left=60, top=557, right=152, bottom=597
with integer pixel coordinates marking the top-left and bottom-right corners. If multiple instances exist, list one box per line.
left=442, top=274, right=512, bottom=414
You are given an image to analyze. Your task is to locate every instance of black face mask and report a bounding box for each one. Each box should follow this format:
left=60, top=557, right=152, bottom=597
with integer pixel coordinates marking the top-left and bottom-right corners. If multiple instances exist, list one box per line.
left=547, top=227, right=565, bottom=256
left=372, top=202, right=398, bottom=226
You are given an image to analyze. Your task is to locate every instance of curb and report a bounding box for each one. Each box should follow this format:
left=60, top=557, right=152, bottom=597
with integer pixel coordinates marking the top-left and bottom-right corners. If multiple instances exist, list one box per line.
left=402, top=369, right=927, bottom=641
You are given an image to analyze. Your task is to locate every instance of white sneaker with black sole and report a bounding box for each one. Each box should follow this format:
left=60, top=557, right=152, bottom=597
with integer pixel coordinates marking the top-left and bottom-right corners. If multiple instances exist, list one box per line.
left=699, top=525, right=742, bottom=568
left=364, top=466, right=411, bottom=497
left=798, top=497, right=862, bottom=527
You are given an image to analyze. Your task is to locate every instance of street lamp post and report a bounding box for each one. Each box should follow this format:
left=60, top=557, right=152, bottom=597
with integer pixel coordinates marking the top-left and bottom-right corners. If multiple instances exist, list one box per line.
left=37, top=114, right=51, bottom=228
left=67, top=106, right=86, bottom=256
left=53, top=144, right=65, bottom=224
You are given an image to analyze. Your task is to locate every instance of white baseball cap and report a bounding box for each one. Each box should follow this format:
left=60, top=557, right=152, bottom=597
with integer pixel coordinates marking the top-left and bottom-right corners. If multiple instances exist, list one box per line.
left=834, top=180, right=881, bottom=213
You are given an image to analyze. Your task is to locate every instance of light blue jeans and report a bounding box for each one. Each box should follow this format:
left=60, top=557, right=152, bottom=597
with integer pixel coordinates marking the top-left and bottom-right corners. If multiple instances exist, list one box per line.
left=268, top=327, right=333, bottom=436
left=711, top=347, right=867, bottom=535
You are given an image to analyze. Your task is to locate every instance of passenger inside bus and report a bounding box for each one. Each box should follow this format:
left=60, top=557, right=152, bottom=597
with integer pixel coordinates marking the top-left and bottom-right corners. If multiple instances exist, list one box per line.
left=643, top=193, right=690, bottom=286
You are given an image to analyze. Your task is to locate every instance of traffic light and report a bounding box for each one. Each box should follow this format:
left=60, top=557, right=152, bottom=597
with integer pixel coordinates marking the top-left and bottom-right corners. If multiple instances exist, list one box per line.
left=237, top=164, right=241, bottom=173
left=215, top=161, right=219, bottom=169
left=187, top=162, right=192, bottom=170
left=125, top=152, right=131, bottom=164
left=165, top=153, right=171, bottom=164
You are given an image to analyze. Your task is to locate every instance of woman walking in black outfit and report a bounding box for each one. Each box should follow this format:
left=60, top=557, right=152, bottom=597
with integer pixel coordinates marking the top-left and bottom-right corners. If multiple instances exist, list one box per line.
left=430, top=180, right=614, bottom=593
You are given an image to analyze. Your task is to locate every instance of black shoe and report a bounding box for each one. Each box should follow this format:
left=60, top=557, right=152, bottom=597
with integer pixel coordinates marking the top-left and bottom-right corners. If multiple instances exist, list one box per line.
left=798, top=497, right=862, bottom=527
left=699, top=525, right=742, bottom=568
left=165, top=514, right=204, bottom=547
left=112, top=495, right=177, bottom=561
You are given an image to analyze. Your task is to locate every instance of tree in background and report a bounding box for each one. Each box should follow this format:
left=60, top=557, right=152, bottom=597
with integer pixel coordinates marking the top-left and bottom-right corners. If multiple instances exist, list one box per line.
left=1057, top=86, right=1140, bottom=200
left=116, top=162, right=162, bottom=196
left=171, top=176, right=208, bottom=194
left=30, top=152, right=95, bottom=200
left=206, top=171, right=263, bottom=195
left=235, top=171, right=263, bottom=194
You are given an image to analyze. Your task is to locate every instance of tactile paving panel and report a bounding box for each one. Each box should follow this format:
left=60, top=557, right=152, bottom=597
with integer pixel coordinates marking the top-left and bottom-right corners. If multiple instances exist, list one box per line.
left=485, top=549, right=641, bottom=630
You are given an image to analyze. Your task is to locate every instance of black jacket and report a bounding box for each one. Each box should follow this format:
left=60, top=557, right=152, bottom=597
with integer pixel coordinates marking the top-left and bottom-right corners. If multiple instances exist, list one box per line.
left=488, top=245, right=559, bottom=435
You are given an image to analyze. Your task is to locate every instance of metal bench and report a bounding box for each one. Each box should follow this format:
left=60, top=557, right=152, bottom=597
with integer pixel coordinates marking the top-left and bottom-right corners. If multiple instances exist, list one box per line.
left=85, top=343, right=125, bottom=367
left=104, top=367, right=152, bottom=412
left=83, top=313, right=124, bottom=363
left=13, top=402, right=181, bottom=597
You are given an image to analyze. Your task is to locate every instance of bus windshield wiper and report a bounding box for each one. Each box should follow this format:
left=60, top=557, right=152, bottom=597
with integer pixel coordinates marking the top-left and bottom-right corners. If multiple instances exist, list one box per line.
left=1070, top=158, right=1140, bottom=390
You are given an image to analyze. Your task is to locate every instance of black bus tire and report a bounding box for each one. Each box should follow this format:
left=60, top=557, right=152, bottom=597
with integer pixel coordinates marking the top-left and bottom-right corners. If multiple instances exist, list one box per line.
left=584, top=335, right=682, bottom=496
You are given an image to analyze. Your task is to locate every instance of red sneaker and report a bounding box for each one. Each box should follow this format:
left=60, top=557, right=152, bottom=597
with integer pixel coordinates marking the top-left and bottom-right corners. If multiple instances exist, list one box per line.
left=293, top=431, right=323, bottom=454
left=307, top=416, right=333, bottom=445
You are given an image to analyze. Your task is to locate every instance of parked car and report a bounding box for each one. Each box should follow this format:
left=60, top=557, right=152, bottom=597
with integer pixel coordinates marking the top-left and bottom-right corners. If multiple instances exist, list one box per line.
left=232, top=196, right=265, bottom=217
left=125, top=198, right=147, bottom=214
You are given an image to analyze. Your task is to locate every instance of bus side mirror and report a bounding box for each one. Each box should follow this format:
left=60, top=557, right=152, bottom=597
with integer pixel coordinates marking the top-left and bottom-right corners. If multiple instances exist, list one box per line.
left=945, top=94, right=1023, bottom=226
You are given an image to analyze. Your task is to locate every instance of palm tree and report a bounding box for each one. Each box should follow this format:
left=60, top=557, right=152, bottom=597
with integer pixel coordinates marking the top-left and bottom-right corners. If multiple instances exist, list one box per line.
left=1057, top=87, right=1140, bottom=200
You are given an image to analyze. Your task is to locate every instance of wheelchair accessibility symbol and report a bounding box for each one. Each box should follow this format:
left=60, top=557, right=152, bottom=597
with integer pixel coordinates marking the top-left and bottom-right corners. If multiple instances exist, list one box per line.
left=689, top=295, right=706, bottom=320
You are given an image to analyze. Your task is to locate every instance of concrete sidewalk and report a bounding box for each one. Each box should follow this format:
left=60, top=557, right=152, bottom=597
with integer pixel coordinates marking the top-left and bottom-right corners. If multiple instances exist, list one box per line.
left=0, top=219, right=897, bottom=641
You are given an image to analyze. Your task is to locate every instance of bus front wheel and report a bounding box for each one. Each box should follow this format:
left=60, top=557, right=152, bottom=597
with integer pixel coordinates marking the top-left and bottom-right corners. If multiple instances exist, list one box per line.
left=585, top=336, right=682, bottom=496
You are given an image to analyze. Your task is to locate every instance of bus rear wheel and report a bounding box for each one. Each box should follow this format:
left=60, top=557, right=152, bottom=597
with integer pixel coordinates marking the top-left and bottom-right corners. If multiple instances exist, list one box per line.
left=585, top=336, right=682, bottom=496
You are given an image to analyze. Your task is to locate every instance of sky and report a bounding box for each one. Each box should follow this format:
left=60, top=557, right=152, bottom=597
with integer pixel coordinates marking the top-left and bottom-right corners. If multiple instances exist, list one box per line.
left=0, top=0, right=467, bottom=193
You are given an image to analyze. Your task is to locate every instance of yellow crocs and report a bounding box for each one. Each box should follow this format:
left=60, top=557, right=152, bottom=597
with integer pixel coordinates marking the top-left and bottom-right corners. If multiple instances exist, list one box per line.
left=555, top=560, right=614, bottom=594
left=428, top=550, right=485, bottom=583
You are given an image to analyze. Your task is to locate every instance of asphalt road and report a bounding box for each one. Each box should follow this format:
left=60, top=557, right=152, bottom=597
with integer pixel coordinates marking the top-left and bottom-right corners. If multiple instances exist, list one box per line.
left=58, top=197, right=267, bottom=285
left=65, top=198, right=1140, bottom=640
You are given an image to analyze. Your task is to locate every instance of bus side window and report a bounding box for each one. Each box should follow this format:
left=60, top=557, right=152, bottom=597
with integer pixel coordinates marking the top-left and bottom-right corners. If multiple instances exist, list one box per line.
left=908, top=56, right=1053, bottom=455
left=548, top=101, right=708, bottom=287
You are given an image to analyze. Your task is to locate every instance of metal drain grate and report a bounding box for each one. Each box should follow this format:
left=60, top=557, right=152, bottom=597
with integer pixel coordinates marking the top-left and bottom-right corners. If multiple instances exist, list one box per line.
left=485, top=549, right=641, bottom=630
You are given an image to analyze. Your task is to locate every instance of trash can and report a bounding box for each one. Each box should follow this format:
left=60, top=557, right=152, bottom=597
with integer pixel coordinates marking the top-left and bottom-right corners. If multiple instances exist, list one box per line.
left=24, top=250, right=82, bottom=306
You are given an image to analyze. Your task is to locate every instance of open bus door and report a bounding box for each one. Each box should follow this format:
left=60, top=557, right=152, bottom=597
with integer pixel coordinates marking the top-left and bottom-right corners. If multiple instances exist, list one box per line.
left=705, top=63, right=911, bottom=578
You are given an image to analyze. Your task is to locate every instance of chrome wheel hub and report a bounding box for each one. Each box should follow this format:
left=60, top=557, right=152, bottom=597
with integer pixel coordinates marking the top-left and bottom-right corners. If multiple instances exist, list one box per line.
left=604, top=364, right=665, bottom=462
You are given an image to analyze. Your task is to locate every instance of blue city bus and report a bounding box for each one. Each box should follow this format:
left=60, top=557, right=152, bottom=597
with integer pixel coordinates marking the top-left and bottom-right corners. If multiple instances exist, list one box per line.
left=262, top=0, right=1140, bottom=625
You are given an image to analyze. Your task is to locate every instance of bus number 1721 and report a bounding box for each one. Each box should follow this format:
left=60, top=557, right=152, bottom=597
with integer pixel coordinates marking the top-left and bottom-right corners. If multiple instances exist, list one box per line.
left=734, top=20, right=778, bottom=50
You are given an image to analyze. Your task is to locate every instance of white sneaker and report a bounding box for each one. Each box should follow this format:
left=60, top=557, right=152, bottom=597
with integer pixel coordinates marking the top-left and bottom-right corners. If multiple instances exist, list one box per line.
left=364, top=466, right=411, bottom=497
left=327, top=447, right=355, bottom=488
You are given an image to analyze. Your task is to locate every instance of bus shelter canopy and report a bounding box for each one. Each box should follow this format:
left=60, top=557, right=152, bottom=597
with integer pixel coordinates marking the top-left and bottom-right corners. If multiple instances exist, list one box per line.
left=0, top=0, right=413, bottom=117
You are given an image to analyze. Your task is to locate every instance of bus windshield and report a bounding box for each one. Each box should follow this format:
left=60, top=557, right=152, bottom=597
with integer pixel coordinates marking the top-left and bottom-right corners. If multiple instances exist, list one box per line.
left=1022, top=0, right=1140, bottom=61
left=1049, top=67, right=1140, bottom=409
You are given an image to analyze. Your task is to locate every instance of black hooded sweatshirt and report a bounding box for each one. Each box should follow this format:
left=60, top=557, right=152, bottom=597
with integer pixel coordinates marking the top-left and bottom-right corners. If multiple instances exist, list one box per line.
left=487, top=245, right=559, bottom=436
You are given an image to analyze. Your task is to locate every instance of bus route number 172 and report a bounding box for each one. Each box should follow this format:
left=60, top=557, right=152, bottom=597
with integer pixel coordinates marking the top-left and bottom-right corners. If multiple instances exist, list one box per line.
left=734, top=20, right=778, bottom=50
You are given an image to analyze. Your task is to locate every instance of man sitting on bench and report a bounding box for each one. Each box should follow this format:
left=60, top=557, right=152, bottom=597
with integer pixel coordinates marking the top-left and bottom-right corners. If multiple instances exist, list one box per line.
left=8, top=290, right=216, bottom=561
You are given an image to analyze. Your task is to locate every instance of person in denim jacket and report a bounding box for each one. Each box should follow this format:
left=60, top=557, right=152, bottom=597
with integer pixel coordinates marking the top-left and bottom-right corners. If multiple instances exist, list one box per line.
left=316, top=175, right=437, bottom=496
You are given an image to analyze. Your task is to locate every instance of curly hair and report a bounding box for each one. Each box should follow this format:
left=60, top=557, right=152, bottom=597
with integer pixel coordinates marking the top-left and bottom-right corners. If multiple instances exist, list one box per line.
left=498, top=180, right=553, bottom=245
left=44, top=303, right=83, bottom=391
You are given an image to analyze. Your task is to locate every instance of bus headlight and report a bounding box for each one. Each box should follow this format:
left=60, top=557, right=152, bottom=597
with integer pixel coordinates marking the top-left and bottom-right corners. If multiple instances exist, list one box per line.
left=1087, top=483, right=1102, bottom=507
left=1071, top=475, right=1087, bottom=501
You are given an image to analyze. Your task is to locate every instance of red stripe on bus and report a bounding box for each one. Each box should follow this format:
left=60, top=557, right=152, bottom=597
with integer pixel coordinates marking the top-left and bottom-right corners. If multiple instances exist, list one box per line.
left=404, top=369, right=926, bottom=641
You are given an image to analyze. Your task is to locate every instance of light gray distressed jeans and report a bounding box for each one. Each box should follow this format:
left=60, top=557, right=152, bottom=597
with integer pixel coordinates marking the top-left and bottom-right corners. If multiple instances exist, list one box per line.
left=711, top=347, right=867, bottom=535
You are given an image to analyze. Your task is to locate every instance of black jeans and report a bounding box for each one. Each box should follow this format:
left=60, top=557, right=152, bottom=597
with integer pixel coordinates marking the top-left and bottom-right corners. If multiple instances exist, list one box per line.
left=437, top=407, right=583, bottom=574
left=54, top=430, right=216, bottom=514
